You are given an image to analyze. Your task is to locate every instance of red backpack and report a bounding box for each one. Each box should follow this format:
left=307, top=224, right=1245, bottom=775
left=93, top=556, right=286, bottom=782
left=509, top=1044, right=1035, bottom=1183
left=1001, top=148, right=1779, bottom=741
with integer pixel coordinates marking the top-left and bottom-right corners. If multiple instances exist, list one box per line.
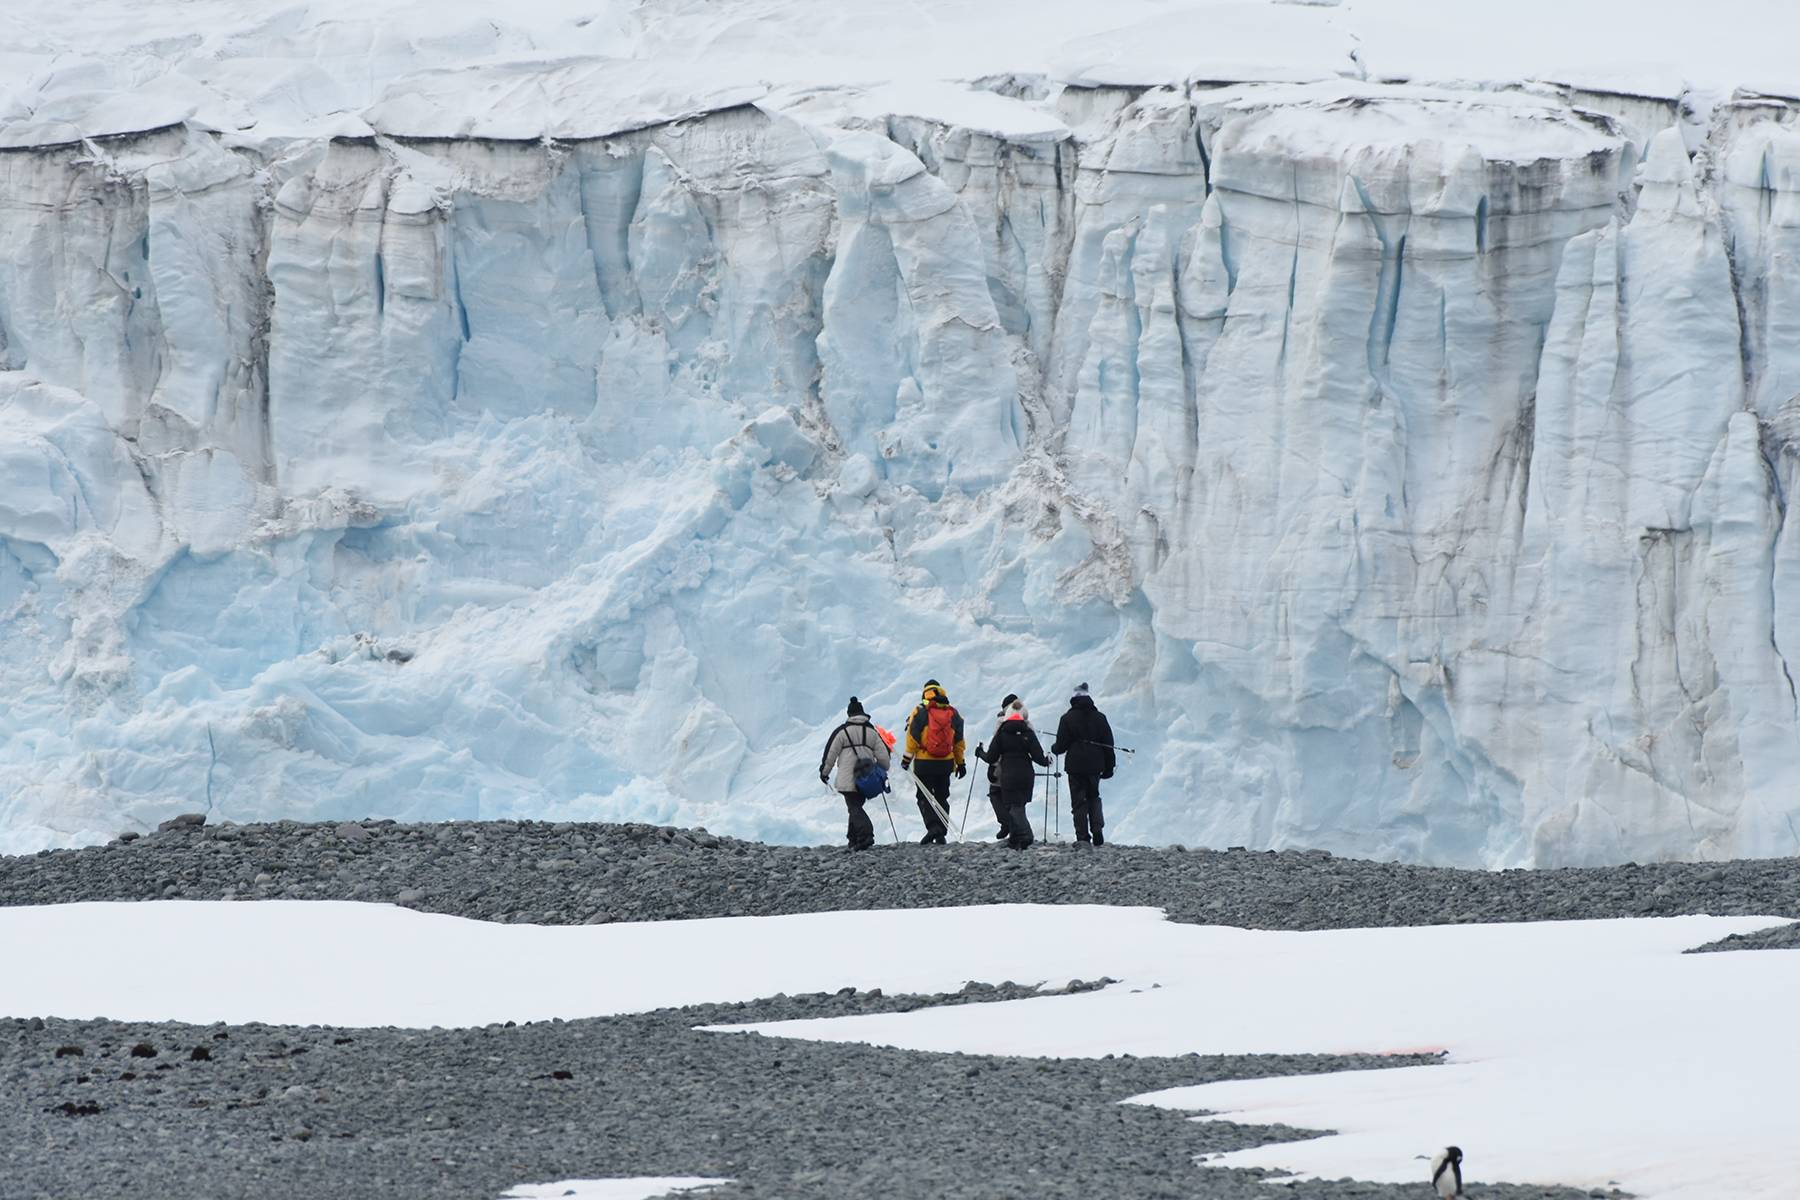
left=923, top=706, right=957, bottom=758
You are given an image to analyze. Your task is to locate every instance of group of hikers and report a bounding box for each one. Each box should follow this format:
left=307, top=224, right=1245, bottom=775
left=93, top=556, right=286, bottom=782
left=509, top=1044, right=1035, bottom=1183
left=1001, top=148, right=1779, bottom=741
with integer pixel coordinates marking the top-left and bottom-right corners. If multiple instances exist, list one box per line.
left=818, top=680, right=1118, bottom=851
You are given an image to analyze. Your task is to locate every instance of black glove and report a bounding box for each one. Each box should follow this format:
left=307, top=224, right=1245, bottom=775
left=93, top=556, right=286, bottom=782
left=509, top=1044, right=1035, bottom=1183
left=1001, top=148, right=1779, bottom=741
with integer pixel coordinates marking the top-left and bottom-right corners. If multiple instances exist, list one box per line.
left=954, top=762, right=967, bottom=779
left=820, top=769, right=830, bottom=785
left=1101, top=768, right=1113, bottom=780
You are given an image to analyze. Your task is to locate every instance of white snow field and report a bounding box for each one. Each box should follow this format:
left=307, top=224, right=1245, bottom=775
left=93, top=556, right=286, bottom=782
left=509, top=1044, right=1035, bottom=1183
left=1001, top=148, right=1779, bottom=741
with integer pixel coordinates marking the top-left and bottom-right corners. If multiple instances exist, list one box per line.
left=6, top=0, right=1800, bottom=865
left=498, top=1180, right=727, bottom=1200
left=0, top=901, right=1793, bottom=1198
left=0, top=901, right=1171, bottom=1025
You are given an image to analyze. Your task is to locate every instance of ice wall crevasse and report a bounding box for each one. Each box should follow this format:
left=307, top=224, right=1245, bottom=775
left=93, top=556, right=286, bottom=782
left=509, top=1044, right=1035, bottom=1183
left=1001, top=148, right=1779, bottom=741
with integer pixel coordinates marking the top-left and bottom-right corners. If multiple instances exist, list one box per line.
left=4, top=82, right=1800, bottom=865
left=1124, top=85, right=1634, bottom=864
left=1516, top=127, right=1762, bottom=862
left=817, top=129, right=1024, bottom=496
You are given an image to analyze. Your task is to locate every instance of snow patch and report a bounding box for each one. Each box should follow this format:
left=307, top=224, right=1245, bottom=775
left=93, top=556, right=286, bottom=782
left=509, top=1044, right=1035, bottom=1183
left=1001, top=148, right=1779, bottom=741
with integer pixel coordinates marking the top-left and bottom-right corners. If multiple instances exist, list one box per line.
left=725, top=915, right=1800, bottom=1200
left=0, top=901, right=1174, bottom=1026
left=0, top=899, right=1791, bottom=1200
left=499, top=1180, right=729, bottom=1200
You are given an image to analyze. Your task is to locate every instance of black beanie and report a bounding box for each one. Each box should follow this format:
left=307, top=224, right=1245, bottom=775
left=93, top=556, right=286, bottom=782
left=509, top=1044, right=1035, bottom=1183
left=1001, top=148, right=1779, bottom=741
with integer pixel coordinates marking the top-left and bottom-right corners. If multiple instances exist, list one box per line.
left=847, top=696, right=865, bottom=717
left=1000, top=692, right=1019, bottom=712
left=924, top=678, right=940, bottom=688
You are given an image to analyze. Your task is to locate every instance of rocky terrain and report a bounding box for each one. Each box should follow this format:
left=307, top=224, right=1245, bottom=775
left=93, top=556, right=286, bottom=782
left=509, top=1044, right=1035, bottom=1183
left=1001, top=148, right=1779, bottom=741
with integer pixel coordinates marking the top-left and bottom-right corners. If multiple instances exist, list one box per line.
left=6, top=818, right=1786, bottom=1197
left=4, top=817, right=1796, bottom=935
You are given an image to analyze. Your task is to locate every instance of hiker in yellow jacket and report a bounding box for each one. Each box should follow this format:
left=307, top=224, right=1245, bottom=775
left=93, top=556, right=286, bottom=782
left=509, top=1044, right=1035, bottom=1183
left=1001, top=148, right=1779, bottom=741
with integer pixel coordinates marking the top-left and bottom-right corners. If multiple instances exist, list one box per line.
left=901, top=679, right=966, bottom=844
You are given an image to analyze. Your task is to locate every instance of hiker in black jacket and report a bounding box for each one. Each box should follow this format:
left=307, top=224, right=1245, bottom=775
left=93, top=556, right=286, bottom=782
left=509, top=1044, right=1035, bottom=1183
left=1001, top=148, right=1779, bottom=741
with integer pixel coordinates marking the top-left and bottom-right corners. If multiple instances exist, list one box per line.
left=1051, top=683, right=1115, bottom=846
left=981, top=693, right=1020, bottom=841
left=974, top=699, right=1050, bottom=849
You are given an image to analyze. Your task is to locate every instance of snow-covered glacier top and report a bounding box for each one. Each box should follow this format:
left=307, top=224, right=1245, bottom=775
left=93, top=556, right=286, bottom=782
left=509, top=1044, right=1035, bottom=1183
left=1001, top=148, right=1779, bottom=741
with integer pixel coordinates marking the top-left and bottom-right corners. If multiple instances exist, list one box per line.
left=5, top=0, right=1800, bottom=866
left=3, top=0, right=1797, bottom=146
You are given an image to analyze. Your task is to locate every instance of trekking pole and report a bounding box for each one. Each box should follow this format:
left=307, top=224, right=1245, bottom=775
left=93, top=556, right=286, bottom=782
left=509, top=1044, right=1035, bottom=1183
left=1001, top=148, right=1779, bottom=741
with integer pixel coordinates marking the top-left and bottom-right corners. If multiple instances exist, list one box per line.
left=1034, top=766, right=1059, bottom=843
left=879, top=789, right=900, bottom=845
left=958, top=767, right=976, bottom=840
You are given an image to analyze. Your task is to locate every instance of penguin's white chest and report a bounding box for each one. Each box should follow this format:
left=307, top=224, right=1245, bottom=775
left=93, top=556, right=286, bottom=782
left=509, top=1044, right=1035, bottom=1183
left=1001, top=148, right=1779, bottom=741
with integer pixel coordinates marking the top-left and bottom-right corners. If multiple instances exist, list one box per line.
left=1430, top=1149, right=1463, bottom=1197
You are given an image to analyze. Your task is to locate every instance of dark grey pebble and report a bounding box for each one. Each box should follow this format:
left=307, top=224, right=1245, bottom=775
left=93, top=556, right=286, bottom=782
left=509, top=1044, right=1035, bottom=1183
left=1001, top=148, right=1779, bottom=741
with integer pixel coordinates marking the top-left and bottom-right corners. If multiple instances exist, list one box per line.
left=10, top=818, right=1788, bottom=938
left=2, top=996, right=1599, bottom=1200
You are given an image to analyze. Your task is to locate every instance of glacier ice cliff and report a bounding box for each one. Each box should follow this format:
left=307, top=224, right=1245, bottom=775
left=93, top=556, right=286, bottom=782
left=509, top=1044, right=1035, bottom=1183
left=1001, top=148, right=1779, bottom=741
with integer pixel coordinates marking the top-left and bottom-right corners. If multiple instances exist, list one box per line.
left=5, top=2, right=1800, bottom=864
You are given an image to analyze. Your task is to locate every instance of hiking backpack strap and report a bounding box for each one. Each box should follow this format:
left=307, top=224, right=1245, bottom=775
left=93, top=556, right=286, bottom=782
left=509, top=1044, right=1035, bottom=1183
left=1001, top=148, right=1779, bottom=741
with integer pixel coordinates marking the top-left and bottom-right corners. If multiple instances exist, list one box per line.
left=850, top=721, right=879, bottom=763
left=822, top=721, right=852, bottom=778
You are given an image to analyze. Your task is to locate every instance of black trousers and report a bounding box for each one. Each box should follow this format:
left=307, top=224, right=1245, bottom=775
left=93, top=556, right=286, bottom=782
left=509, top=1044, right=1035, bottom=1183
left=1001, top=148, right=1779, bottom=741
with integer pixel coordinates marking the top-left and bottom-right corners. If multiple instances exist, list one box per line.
left=841, top=792, right=875, bottom=849
left=913, top=760, right=953, bottom=840
left=1000, top=787, right=1034, bottom=849
left=989, top=788, right=1010, bottom=836
left=1068, top=773, right=1104, bottom=843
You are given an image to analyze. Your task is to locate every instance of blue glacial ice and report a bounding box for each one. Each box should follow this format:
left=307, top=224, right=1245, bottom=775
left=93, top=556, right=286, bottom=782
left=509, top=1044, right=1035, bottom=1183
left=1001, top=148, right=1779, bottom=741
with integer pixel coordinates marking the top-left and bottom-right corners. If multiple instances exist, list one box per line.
left=4, top=35, right=1800, bottom=867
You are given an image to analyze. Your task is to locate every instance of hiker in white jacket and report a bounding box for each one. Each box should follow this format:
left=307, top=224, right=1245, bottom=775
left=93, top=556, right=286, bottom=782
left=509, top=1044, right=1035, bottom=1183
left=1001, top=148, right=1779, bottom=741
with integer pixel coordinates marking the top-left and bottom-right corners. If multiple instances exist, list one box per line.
left=819, top=697, right=890, bottom=850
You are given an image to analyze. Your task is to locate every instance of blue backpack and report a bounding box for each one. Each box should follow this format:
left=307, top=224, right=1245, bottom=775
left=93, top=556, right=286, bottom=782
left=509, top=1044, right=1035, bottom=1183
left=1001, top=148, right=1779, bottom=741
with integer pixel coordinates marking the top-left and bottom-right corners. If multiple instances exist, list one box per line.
left=854, top=758, right=888, bottom=800
left=849, top=724, right=888, bottom=799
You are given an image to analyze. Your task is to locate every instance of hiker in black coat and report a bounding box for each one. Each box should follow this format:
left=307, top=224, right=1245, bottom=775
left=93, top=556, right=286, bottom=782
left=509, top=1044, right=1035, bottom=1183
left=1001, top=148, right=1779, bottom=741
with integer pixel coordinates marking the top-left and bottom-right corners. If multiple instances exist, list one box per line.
left=975, top=700, right=1050, bottom=849
left=1051, top=683, right=1115, bottom=846
left=980, top=693, right=1020, bottom=841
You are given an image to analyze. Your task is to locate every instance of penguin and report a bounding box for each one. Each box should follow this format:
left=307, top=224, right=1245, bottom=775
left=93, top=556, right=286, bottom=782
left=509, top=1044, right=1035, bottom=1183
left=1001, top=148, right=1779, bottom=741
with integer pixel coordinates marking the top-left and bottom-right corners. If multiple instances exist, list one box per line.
left=1430, top=1145, right=1464, bottom=1197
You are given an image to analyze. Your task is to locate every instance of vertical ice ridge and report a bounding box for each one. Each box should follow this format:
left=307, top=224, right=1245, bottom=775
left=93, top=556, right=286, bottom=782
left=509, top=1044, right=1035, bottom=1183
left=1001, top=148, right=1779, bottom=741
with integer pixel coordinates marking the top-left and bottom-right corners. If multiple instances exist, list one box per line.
left=1756, top=428, right=1799, bottom=722
left=4, top=86, right=1800, bottom=864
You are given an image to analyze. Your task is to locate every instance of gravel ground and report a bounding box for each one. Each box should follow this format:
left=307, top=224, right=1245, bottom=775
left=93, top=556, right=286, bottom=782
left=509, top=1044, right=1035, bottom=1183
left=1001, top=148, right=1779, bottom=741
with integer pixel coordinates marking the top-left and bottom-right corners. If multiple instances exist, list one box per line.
left=3, top=817, right=1796, bottom=934
left=4, top=817, right=1785, bottom=1198
left=1686, top=920, right=1800, bottom=952
left=4, top=997, right=1605, bottom=1200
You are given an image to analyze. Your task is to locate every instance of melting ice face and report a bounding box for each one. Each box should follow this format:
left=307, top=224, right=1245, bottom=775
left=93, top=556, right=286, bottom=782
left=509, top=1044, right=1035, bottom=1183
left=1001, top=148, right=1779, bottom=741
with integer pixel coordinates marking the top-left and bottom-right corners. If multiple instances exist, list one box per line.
left=5, top=0, right=1800, bottom=866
